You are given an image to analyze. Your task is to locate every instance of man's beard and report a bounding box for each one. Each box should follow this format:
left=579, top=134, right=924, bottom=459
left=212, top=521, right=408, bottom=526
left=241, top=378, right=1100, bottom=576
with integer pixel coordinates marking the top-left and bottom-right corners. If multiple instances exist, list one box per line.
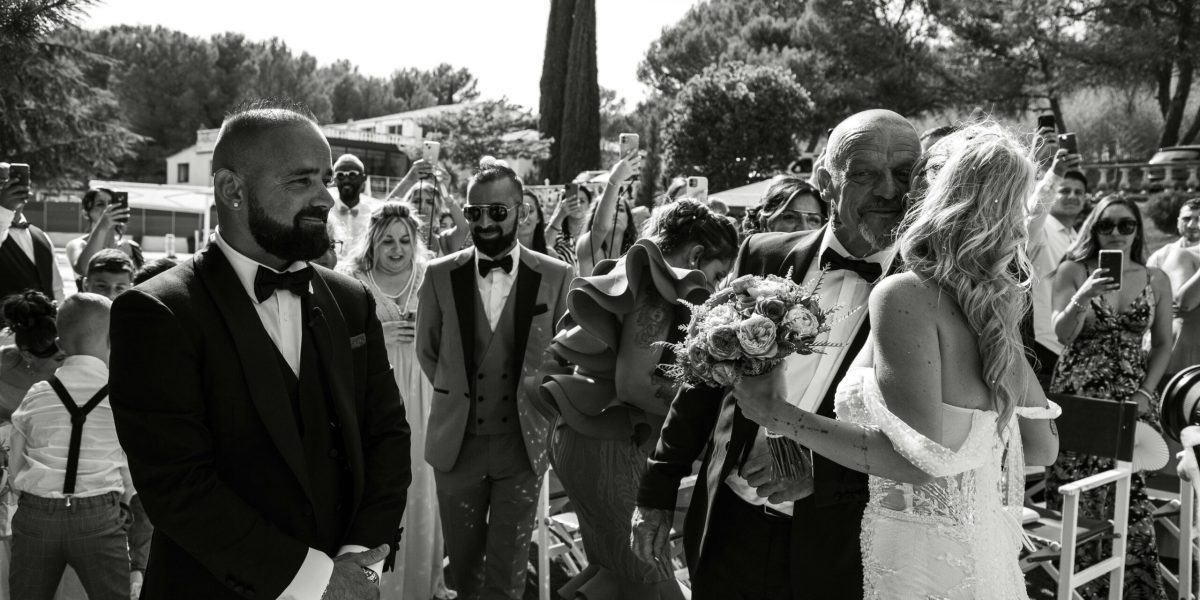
left=338, top=182, right=362, bottom=204
left=472, top=223, right=518, bottom=258
left=247, top=191, right=330, bottom=263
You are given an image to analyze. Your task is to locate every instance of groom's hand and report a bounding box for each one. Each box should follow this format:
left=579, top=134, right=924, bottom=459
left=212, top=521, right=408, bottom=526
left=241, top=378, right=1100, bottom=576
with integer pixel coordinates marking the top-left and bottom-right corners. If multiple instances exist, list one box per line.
left=322, top=545, right=389, bottom=600
left=742, top=438, right=814, bottom=503
left=630, top=505, right=673, bottom=566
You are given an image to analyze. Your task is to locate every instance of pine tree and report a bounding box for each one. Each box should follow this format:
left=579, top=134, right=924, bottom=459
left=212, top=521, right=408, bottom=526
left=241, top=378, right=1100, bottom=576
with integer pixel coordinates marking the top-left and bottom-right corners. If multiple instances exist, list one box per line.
left=558, top=0, right=600, bottom=182
left=537, top=0, right=576, bottom=183
left=638, top=116, right=662, bottom=207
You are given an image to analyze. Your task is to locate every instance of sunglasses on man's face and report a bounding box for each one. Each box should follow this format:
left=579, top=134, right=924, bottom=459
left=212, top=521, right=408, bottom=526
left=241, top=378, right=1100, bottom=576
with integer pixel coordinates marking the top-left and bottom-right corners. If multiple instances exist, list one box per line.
left=334, top=171, right=363, bottom=181
left=463, top=204, right=511, bottom=223
left=1095, top=218, right=1138, bottom=236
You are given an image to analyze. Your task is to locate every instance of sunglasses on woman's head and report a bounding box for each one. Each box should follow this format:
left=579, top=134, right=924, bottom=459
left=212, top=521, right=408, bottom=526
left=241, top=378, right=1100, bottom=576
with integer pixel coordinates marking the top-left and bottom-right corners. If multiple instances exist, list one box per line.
left=463, top=204, right=510, bottom=222
left=1094, top=219, right=1138, bottom=235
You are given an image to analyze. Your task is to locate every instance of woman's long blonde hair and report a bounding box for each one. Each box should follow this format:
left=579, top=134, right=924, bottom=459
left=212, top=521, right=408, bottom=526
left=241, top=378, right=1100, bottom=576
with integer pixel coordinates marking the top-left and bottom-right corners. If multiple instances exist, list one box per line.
left=897, top=122, right=1035, bottom=429
left=346, top=200, right=431, bottom=275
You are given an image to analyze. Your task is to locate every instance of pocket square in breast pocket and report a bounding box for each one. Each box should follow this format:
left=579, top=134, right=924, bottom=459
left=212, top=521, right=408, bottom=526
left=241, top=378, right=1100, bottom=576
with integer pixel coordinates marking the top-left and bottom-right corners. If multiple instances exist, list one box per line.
left=349, top=333, right=367, bottom=349
left=532, top=304, right=548, bottom=316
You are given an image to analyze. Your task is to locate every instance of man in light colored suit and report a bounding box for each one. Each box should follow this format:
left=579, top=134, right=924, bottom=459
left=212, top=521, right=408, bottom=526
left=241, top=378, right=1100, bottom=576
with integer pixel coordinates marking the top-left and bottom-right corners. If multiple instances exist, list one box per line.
left=416, top=163, right=571, bottom=600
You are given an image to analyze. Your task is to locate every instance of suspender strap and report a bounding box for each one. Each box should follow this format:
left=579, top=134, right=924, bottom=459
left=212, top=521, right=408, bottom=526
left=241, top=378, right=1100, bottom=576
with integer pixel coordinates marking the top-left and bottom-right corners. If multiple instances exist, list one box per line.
left=46, top=376, right=109, bottom=496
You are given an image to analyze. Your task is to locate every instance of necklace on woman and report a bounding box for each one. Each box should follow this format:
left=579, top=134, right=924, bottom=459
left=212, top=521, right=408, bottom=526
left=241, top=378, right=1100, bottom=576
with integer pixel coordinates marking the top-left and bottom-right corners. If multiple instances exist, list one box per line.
left=367, top=266, right=417, bottom=311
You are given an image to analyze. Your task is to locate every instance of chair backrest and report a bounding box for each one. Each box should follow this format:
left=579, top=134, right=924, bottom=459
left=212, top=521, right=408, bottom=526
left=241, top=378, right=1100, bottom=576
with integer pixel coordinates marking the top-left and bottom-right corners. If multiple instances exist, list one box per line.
left=1048, top=393, right=1136, bottom=462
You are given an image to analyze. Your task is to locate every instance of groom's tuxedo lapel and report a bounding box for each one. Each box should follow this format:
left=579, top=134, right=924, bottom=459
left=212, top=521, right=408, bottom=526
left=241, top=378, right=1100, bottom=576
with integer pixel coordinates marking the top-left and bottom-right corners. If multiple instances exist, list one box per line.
left=194, top=247, right=314, bottom=505
left=308, top=272, right=365, bottom=509
left=450, top=250, right=477, bottom=377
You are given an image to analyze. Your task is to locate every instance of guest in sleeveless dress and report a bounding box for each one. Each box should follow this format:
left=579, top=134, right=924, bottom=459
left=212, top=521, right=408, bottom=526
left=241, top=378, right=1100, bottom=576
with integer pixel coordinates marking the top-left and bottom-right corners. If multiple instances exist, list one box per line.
left=575, top=156, right=640, bottom=277
left=343, top=201, right=455, bottom=600
left=1045, top=195, right=1175, bottom=600
left=64, top=188, right=143, bottom=292
left=537, top=200, right=738, bottom=599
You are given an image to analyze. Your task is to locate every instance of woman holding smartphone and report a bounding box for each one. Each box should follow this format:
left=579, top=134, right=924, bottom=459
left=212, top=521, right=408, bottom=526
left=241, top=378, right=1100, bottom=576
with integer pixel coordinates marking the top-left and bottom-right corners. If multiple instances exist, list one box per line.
left=341, top=201, right=453, bottom=600
left=65, top=188, right=142, bottom=291
left=1046, top=195, right=1174, bottom=599
left=576, top=154, right=640, bottom=277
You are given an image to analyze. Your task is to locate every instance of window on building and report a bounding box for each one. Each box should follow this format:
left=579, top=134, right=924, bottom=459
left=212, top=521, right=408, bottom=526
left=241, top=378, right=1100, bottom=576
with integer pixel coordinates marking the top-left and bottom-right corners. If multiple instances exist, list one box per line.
left=177, top=163, right=190, bottom=184
left=387, top=125, right=402, bottom=135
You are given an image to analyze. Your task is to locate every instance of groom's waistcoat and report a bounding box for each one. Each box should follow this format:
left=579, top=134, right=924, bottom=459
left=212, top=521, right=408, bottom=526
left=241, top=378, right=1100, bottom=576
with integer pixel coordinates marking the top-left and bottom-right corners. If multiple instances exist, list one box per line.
left=468, top=286, right=521, bottom=436
left=272, top=318, right=352, bottom=554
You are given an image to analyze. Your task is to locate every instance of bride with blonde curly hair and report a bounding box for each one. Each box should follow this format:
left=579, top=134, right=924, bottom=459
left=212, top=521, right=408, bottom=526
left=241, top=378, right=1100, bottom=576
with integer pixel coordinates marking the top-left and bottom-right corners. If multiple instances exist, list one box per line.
left=737, top=122, right=1061, bottom=598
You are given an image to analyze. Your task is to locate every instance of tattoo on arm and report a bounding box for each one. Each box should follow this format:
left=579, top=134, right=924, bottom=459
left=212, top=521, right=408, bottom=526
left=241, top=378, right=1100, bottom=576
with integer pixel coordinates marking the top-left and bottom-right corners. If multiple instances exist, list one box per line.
left=1048, top=419, right=1059, bottom=438
left=634, top=293, right=671, bottom=349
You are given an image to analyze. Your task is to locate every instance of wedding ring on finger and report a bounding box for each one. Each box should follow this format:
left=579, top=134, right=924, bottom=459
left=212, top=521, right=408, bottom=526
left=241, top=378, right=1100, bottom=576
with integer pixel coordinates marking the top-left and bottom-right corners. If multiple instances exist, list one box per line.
left=360, top=566, right=380, bottom=585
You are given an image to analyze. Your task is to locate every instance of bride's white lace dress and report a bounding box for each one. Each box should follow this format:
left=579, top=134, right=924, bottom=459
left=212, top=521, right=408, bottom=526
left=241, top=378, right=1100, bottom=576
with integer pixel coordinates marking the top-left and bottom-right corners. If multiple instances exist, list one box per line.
left=834, top=366, right=1059, bottom=599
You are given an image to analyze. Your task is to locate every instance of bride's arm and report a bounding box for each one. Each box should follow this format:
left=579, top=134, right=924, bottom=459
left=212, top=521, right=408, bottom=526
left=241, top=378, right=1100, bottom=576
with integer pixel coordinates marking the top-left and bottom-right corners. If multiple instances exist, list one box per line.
left=1017, top=362, right=1060, bottom=466
left=741, top=275, right=943, bottom=485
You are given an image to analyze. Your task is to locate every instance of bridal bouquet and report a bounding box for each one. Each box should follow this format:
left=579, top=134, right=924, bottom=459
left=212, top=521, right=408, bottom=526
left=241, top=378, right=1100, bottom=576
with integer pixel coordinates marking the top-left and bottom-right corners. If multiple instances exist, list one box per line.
left=663, top=270, right=848, bottom=479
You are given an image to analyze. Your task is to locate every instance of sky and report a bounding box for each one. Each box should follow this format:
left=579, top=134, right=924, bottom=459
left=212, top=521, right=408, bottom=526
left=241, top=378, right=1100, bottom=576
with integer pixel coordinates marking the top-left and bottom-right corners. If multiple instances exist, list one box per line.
left=78, top=0, right=700, bottom=111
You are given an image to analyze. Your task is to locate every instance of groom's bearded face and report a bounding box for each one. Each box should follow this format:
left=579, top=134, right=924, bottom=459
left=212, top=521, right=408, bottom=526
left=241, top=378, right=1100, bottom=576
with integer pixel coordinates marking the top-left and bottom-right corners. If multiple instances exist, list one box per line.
left=247, top=185, right=332, bottom=263
left=239, top=123, right=335, bottom=263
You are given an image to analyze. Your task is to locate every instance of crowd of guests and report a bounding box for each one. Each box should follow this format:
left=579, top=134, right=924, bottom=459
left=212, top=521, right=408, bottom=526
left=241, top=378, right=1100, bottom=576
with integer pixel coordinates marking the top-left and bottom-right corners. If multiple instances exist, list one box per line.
left=0, top=98, right=1197, bottom=600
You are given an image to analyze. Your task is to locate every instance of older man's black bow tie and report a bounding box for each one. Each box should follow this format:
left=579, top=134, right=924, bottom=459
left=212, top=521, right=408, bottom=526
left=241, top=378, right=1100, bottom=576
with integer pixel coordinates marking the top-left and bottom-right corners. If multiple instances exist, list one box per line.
left=10, top=220, right=30, bottom=229
left=478, top=255, right=513, bottom=277
left=254, top=266, right=313, bottom=303
left=820, top=248, right=882, bottom=283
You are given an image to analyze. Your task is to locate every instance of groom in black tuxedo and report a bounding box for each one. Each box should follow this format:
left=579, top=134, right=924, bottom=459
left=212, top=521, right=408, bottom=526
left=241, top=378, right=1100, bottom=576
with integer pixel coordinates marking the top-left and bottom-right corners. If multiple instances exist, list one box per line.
left=109, top=99, right=411, bottom=600
left=633, top=110, right=921, bottom=599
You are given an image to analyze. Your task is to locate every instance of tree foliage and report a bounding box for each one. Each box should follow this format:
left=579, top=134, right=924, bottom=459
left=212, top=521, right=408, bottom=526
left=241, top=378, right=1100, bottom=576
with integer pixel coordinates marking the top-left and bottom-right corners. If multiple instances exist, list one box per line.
left=0, top=0, right=140, bottom=186
left=537, top=0, right=577, bottom=183
left=66, top=25, right=482, bottom=182
left=558, top=0, right=601, bottom=181
left=663, top=62, right=814, bottom=191
left=418, top=99, right=551, bottom=180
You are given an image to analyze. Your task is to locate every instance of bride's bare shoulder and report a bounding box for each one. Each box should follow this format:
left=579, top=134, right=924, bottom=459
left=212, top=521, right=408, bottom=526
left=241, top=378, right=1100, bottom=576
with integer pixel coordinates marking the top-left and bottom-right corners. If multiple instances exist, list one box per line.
left=870, top=271, right=941, bottom=317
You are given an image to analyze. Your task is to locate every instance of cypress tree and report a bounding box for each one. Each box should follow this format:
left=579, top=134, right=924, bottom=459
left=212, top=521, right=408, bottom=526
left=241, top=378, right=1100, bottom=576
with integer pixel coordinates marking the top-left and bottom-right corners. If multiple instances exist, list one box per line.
left=637, top=116, right=662, bottom=207
left=557, top=0, right=600, bottom=182
left=537, top=0, right=575, bottom=183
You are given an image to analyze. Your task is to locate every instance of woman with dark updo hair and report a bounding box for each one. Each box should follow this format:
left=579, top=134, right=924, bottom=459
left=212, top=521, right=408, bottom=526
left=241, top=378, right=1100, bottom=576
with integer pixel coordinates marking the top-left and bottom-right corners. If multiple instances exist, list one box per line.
left=0, top=291, right=63, bottom=420
left=537, top=199, right=737, bottom=598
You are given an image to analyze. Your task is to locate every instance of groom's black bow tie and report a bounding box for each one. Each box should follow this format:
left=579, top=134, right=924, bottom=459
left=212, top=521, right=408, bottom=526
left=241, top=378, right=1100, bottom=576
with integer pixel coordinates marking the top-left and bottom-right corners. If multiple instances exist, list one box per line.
left=478, top=255, right=513, bottom=277
left=254, top=265, right=313, bottom=303
left=10, top=220, right=30, bottom=229
left=820, top=248, right=882, bottom=283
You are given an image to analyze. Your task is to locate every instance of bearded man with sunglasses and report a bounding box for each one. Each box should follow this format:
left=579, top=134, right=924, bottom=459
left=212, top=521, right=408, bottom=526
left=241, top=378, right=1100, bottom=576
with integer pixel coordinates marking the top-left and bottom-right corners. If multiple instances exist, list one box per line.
left=328, top=154, right=382, bottom=261
left=416, top=163, right=571, bottom=600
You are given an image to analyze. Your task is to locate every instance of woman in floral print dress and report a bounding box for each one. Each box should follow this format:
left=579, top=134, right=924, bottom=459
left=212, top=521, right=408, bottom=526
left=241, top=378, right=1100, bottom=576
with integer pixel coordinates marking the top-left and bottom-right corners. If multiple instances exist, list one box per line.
left=1045, top=195, right=1175, bottom=600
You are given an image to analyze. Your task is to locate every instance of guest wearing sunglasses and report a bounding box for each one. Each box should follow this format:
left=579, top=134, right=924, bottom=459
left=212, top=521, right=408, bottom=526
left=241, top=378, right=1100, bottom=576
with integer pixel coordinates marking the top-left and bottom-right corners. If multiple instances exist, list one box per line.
left=416, top=162, right=572, bottom=600
left=328, top=154, right=382, bottom=261
left=1045, top=194, right=1174, bottom=599
left=742, top=175, right=827, bottom=235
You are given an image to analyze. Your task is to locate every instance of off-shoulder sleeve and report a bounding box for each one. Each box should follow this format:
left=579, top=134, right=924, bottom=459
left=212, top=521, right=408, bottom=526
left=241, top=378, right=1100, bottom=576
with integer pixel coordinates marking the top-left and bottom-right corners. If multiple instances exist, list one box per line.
left=857, top=371, right=996, bottom=478
left=1015, top=400, right=1062, bottom=420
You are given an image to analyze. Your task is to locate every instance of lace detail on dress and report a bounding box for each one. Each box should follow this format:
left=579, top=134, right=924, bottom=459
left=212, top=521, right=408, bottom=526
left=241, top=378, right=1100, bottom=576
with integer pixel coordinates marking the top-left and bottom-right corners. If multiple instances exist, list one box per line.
left=834, top=366, right=1030, bottom=600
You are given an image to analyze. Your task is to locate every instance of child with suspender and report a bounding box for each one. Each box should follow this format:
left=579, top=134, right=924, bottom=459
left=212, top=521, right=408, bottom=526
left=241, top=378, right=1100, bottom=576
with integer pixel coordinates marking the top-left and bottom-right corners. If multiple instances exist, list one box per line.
left=8, top=294, right=135, bottom=600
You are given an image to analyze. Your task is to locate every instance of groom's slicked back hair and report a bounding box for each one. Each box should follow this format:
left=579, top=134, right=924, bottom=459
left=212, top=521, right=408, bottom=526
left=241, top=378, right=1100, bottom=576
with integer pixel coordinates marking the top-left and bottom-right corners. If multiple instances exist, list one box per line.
left=211, top=98, right=319, bottom=175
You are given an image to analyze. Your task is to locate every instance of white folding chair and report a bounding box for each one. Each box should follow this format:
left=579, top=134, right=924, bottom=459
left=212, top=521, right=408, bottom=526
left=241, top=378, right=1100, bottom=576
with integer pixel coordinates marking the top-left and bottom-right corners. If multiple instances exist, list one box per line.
left=1022, top=393, right=1137, bottom=600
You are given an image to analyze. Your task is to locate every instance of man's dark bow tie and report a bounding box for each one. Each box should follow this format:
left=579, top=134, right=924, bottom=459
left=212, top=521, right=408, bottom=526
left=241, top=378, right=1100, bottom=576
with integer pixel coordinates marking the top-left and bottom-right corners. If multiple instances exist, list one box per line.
left=254, top=265, right=313, bottom=303
left=10, top=220, right=30, bottom=229
left=478, top=255, right=513, bottom=277
left=820, top=248, right=882, bottom=283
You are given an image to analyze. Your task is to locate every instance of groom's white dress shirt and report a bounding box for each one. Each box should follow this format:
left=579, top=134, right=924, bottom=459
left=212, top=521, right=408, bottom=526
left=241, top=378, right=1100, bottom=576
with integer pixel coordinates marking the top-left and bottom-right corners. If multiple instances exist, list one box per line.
left=725, top=227, right=895, bottom=516
left=214, top=231, right=381, bottom=600
left=475, top=244, right=521, bottom=331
